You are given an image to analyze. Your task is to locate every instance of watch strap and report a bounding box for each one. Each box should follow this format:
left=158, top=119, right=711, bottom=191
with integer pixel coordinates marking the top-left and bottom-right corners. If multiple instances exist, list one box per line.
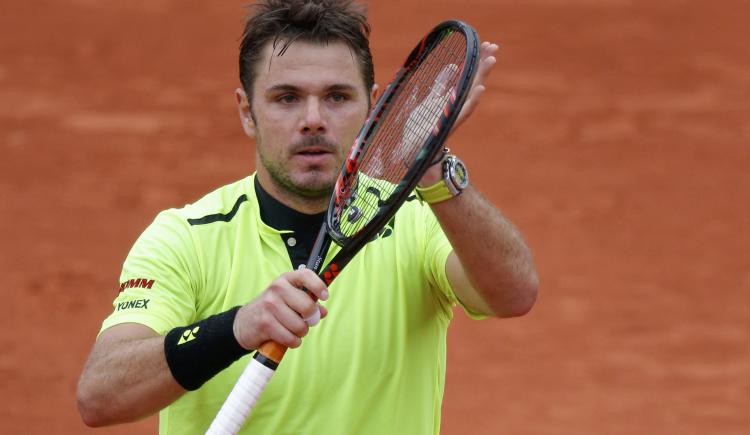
left=415, top=179, right=454, bottom=204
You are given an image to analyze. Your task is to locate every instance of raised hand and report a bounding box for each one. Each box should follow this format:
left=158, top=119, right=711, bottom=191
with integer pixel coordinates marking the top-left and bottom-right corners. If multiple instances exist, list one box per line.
left=451, top=41, right=499, bottom=134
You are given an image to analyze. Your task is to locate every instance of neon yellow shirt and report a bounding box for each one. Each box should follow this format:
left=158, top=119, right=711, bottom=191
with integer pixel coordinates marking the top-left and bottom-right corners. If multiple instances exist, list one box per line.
left=101, top=174, right=475, bottom=435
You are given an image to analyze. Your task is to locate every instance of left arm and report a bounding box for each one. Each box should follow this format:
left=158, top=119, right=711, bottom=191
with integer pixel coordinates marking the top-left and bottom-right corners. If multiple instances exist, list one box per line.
left=429, top=186, right=538, bottom=317
left=423, top=41, right=538, bottom=317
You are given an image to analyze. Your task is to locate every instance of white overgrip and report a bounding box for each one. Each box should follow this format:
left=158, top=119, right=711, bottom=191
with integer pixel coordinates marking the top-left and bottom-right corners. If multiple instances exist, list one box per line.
left=205, top=358, right=276, bottom=435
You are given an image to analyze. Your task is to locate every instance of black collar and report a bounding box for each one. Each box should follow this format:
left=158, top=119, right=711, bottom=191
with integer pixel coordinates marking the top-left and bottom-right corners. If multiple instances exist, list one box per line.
left=254, top=177, right=325, bottom=233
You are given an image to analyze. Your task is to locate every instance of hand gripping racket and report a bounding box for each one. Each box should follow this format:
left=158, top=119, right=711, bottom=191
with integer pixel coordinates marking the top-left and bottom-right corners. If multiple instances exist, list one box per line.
left=206, top=19, right=479, bottom=434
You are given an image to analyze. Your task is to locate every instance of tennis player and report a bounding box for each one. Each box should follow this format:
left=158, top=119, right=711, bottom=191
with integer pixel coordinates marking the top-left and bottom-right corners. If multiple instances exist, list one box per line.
left=77, top=1, right=538, bottom=434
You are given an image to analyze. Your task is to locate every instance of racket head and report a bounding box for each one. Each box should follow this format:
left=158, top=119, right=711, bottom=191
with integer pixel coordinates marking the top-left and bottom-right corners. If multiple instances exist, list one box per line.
left=325, top=20, right=480, bottom=254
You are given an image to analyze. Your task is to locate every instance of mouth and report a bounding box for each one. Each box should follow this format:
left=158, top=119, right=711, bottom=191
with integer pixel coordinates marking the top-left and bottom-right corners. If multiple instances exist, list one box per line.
left=297, top=147, right=332, bottom=156
left=293, top=146, right=338, bottom=167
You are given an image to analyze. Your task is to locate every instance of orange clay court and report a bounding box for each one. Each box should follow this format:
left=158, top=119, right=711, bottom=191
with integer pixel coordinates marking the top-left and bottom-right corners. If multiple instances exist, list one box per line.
left=1, top=1, right=748, bottom=434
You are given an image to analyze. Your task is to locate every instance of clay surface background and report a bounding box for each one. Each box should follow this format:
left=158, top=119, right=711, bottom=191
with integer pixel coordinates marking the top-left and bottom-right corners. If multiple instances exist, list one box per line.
left=1, top=1, right=748, bottom=434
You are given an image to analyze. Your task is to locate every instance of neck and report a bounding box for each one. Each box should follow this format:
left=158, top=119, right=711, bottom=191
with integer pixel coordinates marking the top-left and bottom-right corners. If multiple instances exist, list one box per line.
left=255, top=171, right=329, bottom=214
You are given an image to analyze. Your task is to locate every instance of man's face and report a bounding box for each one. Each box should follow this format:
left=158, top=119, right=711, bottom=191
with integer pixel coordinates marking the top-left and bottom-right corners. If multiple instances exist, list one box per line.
left=240, top=40, right=371, bottom=202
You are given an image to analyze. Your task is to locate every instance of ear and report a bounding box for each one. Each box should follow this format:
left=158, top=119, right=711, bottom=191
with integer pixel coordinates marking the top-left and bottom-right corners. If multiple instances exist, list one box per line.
left=235, top=88, right=256, bottom=138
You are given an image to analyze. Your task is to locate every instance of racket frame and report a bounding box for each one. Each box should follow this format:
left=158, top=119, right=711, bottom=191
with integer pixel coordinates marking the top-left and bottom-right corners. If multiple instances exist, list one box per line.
left=320, top=19, right=480, bottom=282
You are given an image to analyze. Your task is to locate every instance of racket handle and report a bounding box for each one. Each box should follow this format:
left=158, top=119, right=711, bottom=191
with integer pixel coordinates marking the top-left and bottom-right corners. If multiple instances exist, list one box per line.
left=205, top=342, right=286, bottom=435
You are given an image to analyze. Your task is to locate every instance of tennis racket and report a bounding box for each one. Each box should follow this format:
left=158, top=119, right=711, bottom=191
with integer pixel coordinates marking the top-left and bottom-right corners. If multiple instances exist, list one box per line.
left=206, top=19, right=479, bottom=435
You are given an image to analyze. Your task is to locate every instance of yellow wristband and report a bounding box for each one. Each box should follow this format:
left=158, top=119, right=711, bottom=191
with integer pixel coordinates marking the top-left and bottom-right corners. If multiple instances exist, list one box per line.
left=415, top=180, right=454, bottom=204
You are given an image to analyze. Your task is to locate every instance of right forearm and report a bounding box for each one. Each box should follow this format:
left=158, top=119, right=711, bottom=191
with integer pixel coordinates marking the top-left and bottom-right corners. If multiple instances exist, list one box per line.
left=78, top=269, right=330, bottom=427
left=77, top=334, right=184, bottom=427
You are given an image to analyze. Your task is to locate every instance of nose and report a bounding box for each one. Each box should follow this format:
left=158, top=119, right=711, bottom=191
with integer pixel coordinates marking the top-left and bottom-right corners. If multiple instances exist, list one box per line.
left=301, top=97, right=326, bottom=135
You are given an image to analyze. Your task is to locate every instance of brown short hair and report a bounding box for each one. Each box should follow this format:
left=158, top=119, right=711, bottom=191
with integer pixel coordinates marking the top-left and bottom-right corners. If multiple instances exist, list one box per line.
left=239, top=0, right=374, bottom=98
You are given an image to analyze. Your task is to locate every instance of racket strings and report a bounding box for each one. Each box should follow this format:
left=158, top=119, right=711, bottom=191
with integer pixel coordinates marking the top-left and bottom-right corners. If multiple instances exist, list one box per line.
left=334, top=31, right=467, bottom=239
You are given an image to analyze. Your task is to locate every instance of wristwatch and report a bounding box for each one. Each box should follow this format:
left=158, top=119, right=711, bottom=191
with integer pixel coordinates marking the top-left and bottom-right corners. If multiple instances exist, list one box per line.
left=415, top=154, right=469, bottom=204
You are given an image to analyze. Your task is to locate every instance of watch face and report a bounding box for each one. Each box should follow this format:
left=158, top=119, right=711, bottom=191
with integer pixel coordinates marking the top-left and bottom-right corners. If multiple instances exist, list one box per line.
left=448, top=157, right=469, bottom=190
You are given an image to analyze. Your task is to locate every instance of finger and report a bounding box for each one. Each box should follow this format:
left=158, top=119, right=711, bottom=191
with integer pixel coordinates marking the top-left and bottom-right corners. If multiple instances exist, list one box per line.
left=473, top=53, right=497, bottom=89
left=253, top=305, right=303, bottom=348
left=267, top=319, right=303, bottom=348
left=483, top=42, right=499, bottom=55
left=269, top=271, right=324, bottom=325
left=454, top=51, right=496, bottom=129
left=452, top=85, right=485, bottom=131
left=305, top=302, right=328, bottom=326
left=443, top=42, right=498, bottom=137
left=236, top=299, right=303, bottom=349
left=275, top=275, right=324, bottom=324
left=462, top=85, right=486, bottom=119
left=284, top=269, right=329, bottom=301
left=480, top=41, right=499, bottom=59
left=287, top=295, right=321, bottom=325
left=282, top=270, right=327, bottom=326
left=470, top=42, right=498, bottom=88
left=302, top=303, right=322, bottom=326
left=270, top=302, right=311, bottom=343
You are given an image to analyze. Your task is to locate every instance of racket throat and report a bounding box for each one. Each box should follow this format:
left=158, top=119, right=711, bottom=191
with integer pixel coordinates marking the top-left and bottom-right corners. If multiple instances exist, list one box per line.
left=306, top=225, right=332, bottom=273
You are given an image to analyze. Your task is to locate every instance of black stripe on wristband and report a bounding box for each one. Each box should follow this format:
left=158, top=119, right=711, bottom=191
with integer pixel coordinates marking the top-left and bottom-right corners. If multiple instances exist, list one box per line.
left=164, top=306, right=250, bottom=391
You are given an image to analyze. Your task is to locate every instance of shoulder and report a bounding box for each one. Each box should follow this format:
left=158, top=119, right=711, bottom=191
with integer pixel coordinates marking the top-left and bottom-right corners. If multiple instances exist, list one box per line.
left=131, top=176, right=256, bottom=253
left=165, top=176, right=256, bottom=227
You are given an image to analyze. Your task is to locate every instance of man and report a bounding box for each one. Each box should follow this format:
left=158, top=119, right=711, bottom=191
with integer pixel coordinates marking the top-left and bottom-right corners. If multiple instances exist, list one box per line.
left=76, top=1, right=538, bottom=434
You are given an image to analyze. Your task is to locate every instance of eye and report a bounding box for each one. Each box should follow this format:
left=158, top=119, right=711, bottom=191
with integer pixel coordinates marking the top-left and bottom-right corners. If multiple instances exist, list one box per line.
left=328, top=92, right=349, bottom=103
left=277, top=94, right=298, bottom=104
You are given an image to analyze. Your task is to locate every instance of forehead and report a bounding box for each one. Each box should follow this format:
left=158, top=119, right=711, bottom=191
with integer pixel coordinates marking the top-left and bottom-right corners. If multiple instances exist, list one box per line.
left=253, top=40, right=366, bottom=92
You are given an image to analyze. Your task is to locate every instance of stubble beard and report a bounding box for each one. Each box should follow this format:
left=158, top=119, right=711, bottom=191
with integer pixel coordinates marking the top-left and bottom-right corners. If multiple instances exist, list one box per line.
left=258, top=135, right=343, bottom=201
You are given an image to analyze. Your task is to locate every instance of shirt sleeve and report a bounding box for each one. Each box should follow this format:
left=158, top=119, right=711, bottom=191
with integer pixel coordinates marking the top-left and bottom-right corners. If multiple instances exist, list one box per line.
left=421, top=204, right=487, bottom=320
left=100, top=210, right=202, bottom=336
